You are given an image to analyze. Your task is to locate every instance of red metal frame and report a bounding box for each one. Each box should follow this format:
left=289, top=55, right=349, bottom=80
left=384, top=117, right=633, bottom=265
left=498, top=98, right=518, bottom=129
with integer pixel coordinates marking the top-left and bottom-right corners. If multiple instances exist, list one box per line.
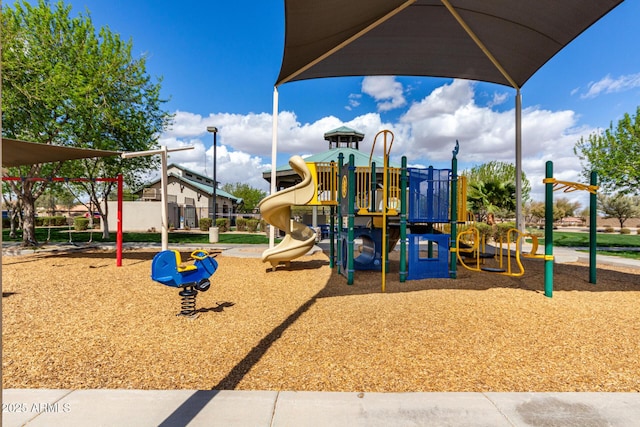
left=2, top=175, right=124, bottom=266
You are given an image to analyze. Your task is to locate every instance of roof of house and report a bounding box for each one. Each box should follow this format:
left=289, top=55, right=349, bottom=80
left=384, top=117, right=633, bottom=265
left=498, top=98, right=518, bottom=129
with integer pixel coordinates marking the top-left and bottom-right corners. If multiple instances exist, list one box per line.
left=168, top=173, right=242, bottom=203
left=144, top=164, right=243, bottom=204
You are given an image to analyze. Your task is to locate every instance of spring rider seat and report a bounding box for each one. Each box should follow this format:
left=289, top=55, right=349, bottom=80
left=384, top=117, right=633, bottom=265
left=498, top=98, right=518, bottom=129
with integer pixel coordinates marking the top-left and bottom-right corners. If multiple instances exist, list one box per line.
left=151, top=249, right=219, bottom=317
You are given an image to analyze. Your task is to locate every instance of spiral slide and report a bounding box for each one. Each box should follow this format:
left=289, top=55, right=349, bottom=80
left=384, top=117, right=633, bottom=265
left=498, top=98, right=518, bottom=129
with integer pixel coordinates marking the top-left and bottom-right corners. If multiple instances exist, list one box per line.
left=259, top=155, right=317, bottom=270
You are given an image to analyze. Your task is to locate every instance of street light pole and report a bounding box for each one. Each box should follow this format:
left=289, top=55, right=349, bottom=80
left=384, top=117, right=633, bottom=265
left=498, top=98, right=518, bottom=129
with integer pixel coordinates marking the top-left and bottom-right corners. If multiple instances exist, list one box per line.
left=206, top=126, right=219, bottom=243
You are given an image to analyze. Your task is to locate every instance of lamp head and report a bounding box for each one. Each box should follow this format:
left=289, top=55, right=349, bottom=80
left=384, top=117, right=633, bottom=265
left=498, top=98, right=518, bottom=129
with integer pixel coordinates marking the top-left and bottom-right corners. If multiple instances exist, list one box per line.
left=206, top=126, right=218, bottom=133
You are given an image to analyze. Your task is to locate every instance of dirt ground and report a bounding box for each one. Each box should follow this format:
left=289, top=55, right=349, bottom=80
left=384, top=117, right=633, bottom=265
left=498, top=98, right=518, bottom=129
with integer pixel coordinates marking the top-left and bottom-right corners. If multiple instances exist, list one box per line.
left=2, top=247, right=639, bottom=392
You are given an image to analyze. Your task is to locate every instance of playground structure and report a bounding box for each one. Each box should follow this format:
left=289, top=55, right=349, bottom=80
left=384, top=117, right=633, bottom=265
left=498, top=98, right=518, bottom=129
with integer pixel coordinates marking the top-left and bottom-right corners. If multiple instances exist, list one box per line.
left=260, top=130, right=472, bottom=291
left=151, top=249, right=220, bottom=316
left=260, top=130, right=599, bottom=296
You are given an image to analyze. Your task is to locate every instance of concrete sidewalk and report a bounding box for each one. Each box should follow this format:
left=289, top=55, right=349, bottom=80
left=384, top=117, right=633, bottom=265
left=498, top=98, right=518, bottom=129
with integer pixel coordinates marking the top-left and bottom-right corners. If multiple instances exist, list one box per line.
left=4, top=389, right=640, bottom=427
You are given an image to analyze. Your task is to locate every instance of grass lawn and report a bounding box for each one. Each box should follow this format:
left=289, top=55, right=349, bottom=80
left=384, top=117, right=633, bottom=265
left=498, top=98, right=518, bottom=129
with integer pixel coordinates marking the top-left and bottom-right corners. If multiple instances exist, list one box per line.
left=583, top=250, right=640, bottom=261
left=528, top=231, right=640, bottom=260
left=550, top=231, right=640, bottom=248
left=3, top=227, right=274, bottom=245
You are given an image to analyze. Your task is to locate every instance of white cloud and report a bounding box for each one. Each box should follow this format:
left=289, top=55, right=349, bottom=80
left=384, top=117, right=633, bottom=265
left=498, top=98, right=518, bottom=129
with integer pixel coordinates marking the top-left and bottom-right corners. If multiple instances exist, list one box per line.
left=156, top=79, right=594, bottom=205
left=361, top=76, right=406, bottom=111
left=581, top=72, right=640, bottom=99
left=487, top=91, right=509, bottom=108
left=395, top=79, right=594, bottom=205
left=345, top=93, right=361, bottom=111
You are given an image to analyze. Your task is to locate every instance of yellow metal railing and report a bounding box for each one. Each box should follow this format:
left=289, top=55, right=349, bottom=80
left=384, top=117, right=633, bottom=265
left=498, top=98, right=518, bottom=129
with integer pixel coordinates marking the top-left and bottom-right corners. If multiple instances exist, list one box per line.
left=307, top=161, right=338, bottom=205
left=456, top=227, right=543, bottom=277
left=354, top=166, right=401, bottom=215
left=457, top=175, right=468, bottom=222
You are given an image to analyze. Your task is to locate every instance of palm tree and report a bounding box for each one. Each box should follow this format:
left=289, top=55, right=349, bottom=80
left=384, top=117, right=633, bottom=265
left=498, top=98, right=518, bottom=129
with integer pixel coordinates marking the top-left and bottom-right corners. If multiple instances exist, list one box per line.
left=467, top=179, right=516, bottom=221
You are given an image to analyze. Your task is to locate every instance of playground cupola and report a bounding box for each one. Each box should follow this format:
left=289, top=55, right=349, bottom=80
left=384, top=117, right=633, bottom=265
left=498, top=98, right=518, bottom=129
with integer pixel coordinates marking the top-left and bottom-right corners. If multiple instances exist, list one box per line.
left=324, top=126, right=365, bottom=150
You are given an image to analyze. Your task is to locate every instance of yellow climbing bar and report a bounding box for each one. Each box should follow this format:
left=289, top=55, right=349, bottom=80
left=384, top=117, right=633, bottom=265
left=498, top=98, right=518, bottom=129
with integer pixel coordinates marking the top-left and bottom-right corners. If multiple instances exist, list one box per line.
left=543, top=178, right=599, bottom=194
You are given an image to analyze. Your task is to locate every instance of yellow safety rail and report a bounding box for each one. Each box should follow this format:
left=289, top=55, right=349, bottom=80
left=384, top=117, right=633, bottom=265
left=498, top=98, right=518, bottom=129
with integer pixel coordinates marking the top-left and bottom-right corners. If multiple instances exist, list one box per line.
left=456, top=227, right=543, bottom=277
left=457, top=175, right=468, bottom=222
left=355, top=166, right=370, bottom=213
left=542, top=178, right=599, bottom=194
left=306, top=161, right=338, bottom=205
left=456, top=227, right=483, bottom=272
left=354, top=165, right=401, bottom=215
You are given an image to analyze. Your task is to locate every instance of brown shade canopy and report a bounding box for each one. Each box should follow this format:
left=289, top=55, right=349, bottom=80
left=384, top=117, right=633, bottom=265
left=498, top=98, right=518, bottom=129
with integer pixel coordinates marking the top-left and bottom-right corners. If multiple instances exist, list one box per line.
left=276, top=0, right=623, bottom=89
left=2, top=138, right=120, bottom=167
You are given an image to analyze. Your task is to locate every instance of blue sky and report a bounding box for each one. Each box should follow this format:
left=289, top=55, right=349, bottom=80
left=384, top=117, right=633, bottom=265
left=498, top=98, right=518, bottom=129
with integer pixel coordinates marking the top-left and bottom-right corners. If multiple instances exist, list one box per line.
left=61, top=1, right=640, bottom=206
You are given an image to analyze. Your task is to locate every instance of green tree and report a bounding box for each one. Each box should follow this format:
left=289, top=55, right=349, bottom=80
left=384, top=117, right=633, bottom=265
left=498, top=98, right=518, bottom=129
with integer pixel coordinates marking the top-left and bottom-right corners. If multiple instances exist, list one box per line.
left=466, top=180, right=516, bottom=221
left=34, top=182, right=76, bottom=216
left=464, top=161, right=531, bottom=202
left=554, top=197, right=581, bottom=219
left=463, top=161, right=531, bottom=221
left=221, top=182, right=266, bottom=213
left=574, top=106, right=640, bottom=195
left=578, top=207, right=590, bottom=223
left=598, top=193, right=640, bottom=229
left=2, top=0, right=170, bottom=243
left=525, top=200, right=545, bottom=224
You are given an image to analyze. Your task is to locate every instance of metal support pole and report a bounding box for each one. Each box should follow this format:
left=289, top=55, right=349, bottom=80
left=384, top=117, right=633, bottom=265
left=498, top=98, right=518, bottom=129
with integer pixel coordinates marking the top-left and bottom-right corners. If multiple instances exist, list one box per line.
left=400, top=156, right=408, bottom=282
left=544, top=161, right=554, bottom=298
left=589, top=171, right=598, bottom=284
left=450, top=142, right=459, bottom=279
left=269, top=87, right=279, bottom=248
left=116, top=174, right=123, bottom=266
left=159, top=147, right=169, bottom=250
left=213, top=131, right=217, bottom=223
left=347, top=154, right=356, bottom=285
left=515, top=89, right=523, bottom=236
left=337, top=153, right=344, bottom=275
left=330, top=205, right=335, bottom=268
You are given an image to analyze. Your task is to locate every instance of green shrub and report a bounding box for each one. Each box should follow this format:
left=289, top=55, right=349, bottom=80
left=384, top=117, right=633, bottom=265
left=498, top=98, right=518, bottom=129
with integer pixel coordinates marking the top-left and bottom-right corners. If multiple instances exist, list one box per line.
left=74, top=217, right=89, bottom=231
left=493, top=222, right=517, bottom=243
left=216, top=218, right=229, bottom=232
left=474, top=222, right=493, bottom=243
left=247, top=219, right=260, bottom=232
left=620, top=227, right=631, bottom=234
left=198, top=217, right=212, bottom=231
left=38, top=216, right=67, bottom=226
left=604, top=226, right=615, bottom=233
left=236, top=217, right=247, bottom=231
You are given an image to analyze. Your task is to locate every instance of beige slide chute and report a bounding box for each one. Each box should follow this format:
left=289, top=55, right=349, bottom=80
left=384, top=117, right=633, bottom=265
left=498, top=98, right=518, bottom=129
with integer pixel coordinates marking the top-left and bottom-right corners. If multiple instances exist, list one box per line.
left=259, top=155, right=317, bottom=269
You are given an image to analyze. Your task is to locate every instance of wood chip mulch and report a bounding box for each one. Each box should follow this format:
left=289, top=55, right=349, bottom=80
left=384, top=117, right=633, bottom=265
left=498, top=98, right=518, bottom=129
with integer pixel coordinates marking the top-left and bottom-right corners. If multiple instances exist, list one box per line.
left=2, top=248, right=639, bottom=392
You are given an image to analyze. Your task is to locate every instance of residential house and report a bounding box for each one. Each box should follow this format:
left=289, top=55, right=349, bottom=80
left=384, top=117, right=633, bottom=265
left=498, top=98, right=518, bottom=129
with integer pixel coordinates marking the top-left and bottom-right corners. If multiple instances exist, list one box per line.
left=140, top=164, right=242, bottom=228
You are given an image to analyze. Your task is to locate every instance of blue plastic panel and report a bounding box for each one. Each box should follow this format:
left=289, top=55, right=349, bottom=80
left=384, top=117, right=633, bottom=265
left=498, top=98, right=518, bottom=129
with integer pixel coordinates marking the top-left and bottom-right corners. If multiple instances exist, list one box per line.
left=408, top=167, right=451, bottom=223
left=407, top=233, right=450, bottom=280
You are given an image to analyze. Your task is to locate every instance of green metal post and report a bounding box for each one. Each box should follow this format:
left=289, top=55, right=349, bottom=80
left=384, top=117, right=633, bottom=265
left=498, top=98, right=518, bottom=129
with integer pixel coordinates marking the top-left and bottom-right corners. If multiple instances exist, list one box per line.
left=400, top=156, right=408, bottom=282
left=347, top=154, right=356, bottom=285
left=370, top=161, right=377, bottom=213
left=589, top=171, right=598, bottom=284
left=427, top=166, right=434, bottom=258
left=329, top=205, right=335, bottom=268
left=544, top=161, right=554, bottom=297
left=337, top=153, right=344, bottom=275
left=450, top=142, right=459, bottom=278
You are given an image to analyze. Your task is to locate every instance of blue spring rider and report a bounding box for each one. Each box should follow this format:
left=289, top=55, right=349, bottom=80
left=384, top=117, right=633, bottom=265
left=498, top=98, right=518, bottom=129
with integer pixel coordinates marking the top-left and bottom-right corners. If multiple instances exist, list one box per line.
left=151, top=249, right=219, bottom=317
